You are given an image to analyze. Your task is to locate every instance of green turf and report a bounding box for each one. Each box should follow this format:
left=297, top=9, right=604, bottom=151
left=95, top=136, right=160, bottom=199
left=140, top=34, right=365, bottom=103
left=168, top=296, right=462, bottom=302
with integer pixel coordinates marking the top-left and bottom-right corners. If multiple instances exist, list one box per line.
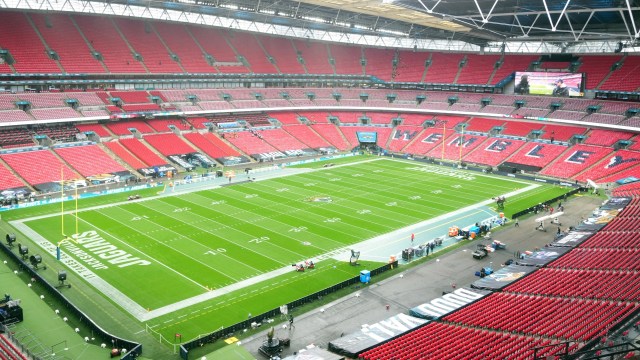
left=7, top=158, right=571, bottom=346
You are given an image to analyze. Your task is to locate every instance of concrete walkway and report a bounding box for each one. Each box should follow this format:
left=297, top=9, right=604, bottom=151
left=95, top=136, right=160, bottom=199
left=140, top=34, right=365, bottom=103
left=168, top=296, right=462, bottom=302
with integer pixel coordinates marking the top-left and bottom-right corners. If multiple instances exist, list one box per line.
left=237, top=195, right=604, bottom=359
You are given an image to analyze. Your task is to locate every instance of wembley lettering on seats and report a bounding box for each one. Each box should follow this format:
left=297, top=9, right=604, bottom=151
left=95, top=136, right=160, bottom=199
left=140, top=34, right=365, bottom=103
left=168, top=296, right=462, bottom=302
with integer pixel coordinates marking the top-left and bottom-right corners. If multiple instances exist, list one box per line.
left=72, top=230, right=151, bottom=268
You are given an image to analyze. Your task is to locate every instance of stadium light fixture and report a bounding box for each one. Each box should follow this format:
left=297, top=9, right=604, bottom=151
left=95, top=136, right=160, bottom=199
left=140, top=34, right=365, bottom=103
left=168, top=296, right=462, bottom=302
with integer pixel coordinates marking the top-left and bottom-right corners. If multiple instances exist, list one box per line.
left=29, top=254, right=45, bottom=270
left=5, top=233, right=15, bottom=247
left=18, top=244, right=28, bottom=259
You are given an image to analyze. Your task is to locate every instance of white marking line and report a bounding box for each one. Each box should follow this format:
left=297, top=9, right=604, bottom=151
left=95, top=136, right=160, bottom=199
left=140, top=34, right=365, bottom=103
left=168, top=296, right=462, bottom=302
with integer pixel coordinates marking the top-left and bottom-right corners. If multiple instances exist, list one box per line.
left=9, top=221, right=149, bottom=320
left=331, top=183, right=540, bottom=262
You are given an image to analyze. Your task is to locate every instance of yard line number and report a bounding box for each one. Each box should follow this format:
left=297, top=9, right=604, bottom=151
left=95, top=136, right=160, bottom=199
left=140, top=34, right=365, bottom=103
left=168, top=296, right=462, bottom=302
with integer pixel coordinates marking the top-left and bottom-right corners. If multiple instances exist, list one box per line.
left=249, top=236, right=270, bottom=244
left=205, top=248, right=227, bottom=255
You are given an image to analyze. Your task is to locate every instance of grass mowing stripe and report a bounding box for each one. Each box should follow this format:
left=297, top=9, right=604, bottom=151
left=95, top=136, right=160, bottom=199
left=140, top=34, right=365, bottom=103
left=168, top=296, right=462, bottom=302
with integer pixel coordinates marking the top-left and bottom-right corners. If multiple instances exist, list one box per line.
left=107, top=201, right=271, bottom=281
left=150, top=195, right=325, bottom=264
left=135, top=198, right=284, bottom=270
left=89, top=208, right=230, bottom=286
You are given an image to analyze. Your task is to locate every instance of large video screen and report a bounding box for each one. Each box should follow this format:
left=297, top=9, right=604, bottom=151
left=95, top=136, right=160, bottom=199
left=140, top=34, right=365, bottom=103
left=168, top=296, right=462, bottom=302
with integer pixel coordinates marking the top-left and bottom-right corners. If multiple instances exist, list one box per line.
left=514, top=71, right=585, bottom=97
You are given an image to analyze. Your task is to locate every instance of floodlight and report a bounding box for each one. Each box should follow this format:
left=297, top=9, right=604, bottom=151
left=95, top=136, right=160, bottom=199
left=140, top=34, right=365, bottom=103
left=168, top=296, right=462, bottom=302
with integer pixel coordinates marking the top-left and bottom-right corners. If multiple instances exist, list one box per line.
left=57, top=270, right=71, bottom=289
left=18, top=244, right=28, bottom=259
left=6, top=233, right=15, bottom=247
left=29, top=254, right=44, bottom=270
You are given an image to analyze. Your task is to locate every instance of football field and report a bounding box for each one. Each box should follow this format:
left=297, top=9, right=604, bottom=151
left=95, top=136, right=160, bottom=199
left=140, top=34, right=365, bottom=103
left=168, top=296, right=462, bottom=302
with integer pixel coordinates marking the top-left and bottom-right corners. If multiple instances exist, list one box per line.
left=10, top=157, right=570, bottom=341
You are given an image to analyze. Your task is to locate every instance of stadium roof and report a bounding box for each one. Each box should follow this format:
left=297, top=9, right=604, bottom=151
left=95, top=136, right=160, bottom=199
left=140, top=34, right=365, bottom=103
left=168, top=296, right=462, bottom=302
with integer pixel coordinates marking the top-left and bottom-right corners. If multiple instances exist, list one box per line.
left=5, top=0, right=640, bottom=51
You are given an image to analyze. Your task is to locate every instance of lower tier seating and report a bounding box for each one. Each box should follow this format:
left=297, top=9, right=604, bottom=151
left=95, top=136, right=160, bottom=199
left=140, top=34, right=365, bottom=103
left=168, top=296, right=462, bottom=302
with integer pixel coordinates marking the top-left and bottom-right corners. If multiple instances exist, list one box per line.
left=54, top=145, right=127, bottom=177
left=119, top=138, right=167, bottom=167
left=144, top=133, right=195, bottom=156
left=1, top=150, right=80, bottom=185
left=103, top=141, right=147, bottom=169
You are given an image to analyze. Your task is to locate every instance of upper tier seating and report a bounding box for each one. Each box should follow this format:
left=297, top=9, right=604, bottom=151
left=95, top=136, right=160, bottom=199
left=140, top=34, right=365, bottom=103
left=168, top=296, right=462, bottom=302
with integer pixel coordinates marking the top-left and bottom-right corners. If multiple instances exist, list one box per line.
left=599, top=55, right=640, bottom=91
left=548, top=110, right=586, bottom=121
left=0, top=110, right=34, bottom=122
left=103, top=140, right=147, bottom=169
left=0, top=12, right=61, bottom=73
left=491, top=55, right=539, bottom=85
left=365, top=112, right=398, bottom=125
left=30, top=108, right=81, bottom=120
left=146, top=119, right=191, bottom=132
left=578, top=55, right=621, bottom=89
left=109, top=91, right=150, bottom=104
left=106, top=120, right=155, bottom=135
left=70, top=92, right=105, bottom=106
left=153, top=22, right=213, bottom=74
left=74, top=15, right=147, bottom=73
left=540, top=61, right=570, bottom=69
left=119, top=138, right=166, bottom=166
left=363, top=48, right=395, bottom=81
left=282, top=125, right=333, bottom=149
left=330, top=44, right=363, bottom=75
left=399, top=114, right=433, bottom=126
left=331, top=111, right=362, bottom=124
left=121, top=104, right=161, bottom=113
left=268, top=112, right=300, bottom=125
left=144, top=133, right=195, bottom=156
left=189, top=26, right=248, bottom=73
left=17, top=93, right=66, bottom=108
left=76, top=123, right=111, bottom=137
left=423, top=52, right=464, bottom=83
left=30, top=13, right=105, bottom=73
left=114, top=18, right=183, bottom=73
left=55, top=144, right=127, bottom=177
left=293, top=40, right=333, bottom=74
left=580, top=113, right=626, bottom=125
left=1, top=149, right=80, bottom=185
left=227, top=32, right=277, bottom=73
left=259, top=36, right=305, bottom=74
left=456, top=54, right=500, bottom=85
left=540, top=144, right=612, bottom=178
left=393, top=51, right=429, bottom=82
left=0, top=95, right=18, bottom=110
